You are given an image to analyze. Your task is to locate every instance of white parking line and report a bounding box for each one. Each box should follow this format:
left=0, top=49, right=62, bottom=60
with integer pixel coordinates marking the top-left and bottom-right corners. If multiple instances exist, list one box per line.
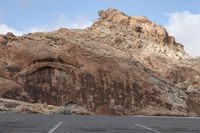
left=135, top=123, right=161, bottom=133
left=48, top=121, right=63, bottom=133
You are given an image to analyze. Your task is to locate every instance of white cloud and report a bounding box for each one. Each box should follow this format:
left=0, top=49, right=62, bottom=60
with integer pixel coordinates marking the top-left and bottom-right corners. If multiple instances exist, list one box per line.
left=52, top=14, right=93, bottom=29
left=68, top=17, right=93, bottom=29
left=70, top=20, right=93, bottom=29
left=165, top=11, right=200, bottom=57
left=0, top=24, right=22, bottom=36
left=0, top=14, right=93, bottom=36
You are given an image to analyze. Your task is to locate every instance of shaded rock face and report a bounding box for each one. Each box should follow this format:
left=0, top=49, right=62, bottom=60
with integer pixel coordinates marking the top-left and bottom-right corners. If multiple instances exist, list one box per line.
left=0, top=8, right=199, bottom=116
left=24, top=66, right=74, bottom=105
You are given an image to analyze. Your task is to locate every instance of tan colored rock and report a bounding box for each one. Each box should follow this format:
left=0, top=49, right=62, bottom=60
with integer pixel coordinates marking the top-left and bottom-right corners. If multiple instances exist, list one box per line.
left=90, top=8, right=188, bottom=60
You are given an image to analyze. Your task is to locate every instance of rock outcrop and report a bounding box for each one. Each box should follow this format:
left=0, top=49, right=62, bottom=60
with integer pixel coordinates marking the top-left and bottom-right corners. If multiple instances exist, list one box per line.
left=0, top=8, right=199, bottom=116
left=0, top=98, right=93, bottom=115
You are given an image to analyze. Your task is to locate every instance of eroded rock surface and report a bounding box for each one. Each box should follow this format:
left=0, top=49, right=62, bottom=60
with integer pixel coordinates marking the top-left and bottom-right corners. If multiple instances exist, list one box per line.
left=0, top=8, right=199, bottom=116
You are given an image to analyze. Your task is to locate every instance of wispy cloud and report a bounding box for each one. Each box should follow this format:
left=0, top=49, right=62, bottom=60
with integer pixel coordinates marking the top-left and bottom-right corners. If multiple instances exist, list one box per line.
left=165, top=11, right=200, bottom=57
left=0, top=14, right=93, bottom=36
left=0, top=24, right=22, bottom=35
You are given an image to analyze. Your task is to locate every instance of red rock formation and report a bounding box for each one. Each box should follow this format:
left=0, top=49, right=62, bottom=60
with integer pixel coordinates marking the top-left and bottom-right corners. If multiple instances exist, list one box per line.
left=0, top=8, right=199, bottom=116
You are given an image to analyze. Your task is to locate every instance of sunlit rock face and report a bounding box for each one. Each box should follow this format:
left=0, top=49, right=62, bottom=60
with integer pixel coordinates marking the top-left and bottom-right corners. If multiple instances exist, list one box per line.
left=0, top=9, right=199, bottom=116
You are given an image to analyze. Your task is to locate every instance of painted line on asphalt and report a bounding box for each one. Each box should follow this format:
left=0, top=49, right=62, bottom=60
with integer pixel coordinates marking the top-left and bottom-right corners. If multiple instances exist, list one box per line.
left=135, top=123, right=161, bottom=133
left=48, top=121, right=63, bottom=133
left=133, top=115, right=200, bottom=119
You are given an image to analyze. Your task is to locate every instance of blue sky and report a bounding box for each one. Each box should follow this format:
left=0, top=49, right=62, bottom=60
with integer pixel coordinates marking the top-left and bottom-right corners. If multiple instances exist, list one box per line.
left=0, top=0, right=200, bottom=29
left=0, top=0, right=200, bottom=56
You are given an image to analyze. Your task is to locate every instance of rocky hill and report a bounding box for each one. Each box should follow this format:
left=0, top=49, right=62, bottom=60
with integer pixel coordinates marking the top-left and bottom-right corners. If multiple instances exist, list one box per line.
left=0, top=8, right=199, bottom=116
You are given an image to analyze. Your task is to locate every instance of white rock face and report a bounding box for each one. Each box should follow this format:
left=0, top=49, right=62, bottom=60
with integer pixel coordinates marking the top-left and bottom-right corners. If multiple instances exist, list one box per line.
left=89, top=8, right=189, bottom=60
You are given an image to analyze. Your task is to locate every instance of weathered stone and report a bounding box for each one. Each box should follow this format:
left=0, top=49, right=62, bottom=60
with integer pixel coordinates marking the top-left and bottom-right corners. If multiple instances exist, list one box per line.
left=0, top=8, right=199, bottom=116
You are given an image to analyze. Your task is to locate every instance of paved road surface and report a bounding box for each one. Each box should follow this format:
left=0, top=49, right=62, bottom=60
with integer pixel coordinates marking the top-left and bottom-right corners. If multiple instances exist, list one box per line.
left=0, top=113, right=200, bottom=133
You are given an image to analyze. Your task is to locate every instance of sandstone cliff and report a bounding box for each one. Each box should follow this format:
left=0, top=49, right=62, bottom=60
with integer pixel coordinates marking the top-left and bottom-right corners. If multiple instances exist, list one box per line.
left=0, top=8, right=199, bottom=116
